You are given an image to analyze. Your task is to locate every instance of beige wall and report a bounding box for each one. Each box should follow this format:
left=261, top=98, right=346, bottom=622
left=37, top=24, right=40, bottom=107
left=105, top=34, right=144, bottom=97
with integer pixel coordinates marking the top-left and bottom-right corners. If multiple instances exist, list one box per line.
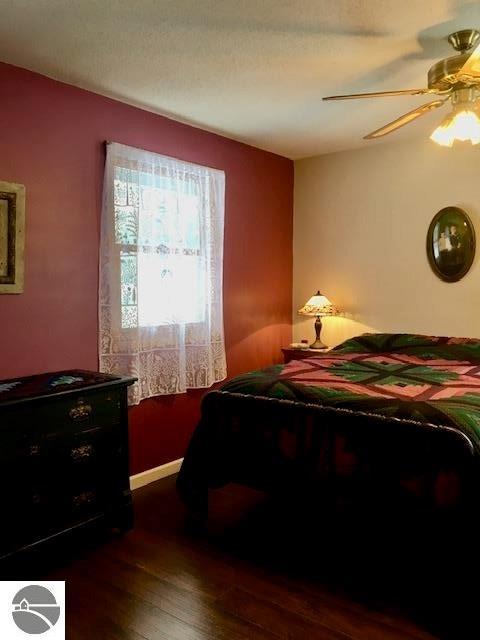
left=293, top=138, right=480, bottom=347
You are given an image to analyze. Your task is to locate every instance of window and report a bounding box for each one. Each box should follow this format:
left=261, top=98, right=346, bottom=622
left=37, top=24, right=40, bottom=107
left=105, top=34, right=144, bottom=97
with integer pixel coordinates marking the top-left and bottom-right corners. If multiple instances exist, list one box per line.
left=115, top=168, right=205, bottom=328
left=99, top=143, right=226, bottom=405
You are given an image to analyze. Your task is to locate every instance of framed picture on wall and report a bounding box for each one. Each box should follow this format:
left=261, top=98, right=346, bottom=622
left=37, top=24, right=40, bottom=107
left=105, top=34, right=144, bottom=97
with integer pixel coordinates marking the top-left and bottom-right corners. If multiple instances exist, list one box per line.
left=0, top=181, right=26, bottom=294
left=426, top=206, right=475, bottom=283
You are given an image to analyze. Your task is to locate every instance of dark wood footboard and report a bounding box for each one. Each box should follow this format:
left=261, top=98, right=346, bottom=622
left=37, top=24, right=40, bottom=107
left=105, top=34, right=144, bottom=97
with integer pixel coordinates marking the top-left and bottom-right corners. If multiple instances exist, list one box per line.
left=178, top=390, right=478, bottom=521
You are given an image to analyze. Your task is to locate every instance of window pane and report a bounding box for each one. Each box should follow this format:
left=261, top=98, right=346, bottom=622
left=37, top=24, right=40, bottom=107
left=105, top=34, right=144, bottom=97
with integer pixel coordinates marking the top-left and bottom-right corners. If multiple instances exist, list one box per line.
left=121, top=305, right=138, bottom=329
left=116, top=168, right=204, bottom=329
left=137, top=253, right=204, bottom=326
left=114, top=167, right=129, bottom=205
left=120, top=253, right=138, bottom=328
left=115, top=206, right=137, bottom=245
left=179, top=192, right=201, bottom=251
left=139, top=186, right=177, bottom=248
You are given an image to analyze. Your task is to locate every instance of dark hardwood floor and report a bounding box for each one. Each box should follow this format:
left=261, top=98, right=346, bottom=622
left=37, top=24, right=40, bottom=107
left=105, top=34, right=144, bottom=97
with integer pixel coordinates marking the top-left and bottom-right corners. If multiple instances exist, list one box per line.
left=21, top=476, right=472, bottom=639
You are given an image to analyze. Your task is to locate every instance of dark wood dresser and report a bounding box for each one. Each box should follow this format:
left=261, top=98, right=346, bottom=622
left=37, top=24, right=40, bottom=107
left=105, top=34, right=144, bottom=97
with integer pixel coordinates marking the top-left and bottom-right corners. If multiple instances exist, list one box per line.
left=0, top=369, right=136, bottom=561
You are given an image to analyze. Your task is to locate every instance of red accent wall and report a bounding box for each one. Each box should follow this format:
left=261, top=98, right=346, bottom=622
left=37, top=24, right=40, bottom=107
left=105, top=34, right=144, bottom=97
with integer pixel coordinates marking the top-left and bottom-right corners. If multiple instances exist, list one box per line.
left=0, top=62, right=293, bottom=474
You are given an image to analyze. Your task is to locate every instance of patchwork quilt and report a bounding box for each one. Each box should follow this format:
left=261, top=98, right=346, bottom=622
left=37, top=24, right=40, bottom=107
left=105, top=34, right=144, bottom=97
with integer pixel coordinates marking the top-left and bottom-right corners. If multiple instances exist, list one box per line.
left=220, top=333, right=480, bottom=451
left=178, top=333, right=480, bottom=515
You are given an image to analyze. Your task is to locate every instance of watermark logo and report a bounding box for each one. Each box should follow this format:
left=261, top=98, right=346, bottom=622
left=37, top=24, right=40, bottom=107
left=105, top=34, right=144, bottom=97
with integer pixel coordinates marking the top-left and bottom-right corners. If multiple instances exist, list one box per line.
left=12, top=585, right=61, bottom=634
left=0, top=582, right=65, bottom=639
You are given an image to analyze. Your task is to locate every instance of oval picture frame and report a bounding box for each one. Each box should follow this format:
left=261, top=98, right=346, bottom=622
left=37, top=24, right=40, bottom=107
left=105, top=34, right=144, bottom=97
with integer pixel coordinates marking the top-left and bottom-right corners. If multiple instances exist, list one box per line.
left=426, top=206, right=475, bottom=282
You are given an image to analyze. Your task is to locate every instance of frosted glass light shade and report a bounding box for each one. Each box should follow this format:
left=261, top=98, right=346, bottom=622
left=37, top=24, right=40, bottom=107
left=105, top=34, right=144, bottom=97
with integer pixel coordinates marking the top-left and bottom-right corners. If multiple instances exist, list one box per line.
left=430, top=109, right=480, bottom=147
left=298, top=291, right=337, bottom=316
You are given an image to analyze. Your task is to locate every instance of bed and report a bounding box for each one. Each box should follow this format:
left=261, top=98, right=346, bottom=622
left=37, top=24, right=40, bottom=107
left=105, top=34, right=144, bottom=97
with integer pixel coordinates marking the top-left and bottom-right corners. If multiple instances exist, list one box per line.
left=177, top=333, right=480, bottom=519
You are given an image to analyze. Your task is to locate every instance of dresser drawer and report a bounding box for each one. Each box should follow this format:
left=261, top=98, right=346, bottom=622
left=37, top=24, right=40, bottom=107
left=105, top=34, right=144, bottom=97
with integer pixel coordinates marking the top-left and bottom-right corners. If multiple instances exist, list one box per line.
left=51, top=425, right=125, bottom=484
left=42, top=389, right=122, bottom=433
left=3, top=427, right=124, bottom=488
left=0, top=388, right=122, bottom=436
left=3, top=484, right=106, bottom=551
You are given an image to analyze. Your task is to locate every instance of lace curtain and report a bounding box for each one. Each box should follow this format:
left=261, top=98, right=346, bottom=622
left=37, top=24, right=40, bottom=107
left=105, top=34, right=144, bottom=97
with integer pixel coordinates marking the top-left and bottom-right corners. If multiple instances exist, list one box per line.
left=99, top=142, right=226, bottom=405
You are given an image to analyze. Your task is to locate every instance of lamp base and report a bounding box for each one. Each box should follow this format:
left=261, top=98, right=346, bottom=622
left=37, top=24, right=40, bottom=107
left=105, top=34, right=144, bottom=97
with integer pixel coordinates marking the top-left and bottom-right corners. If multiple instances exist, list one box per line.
left=310, top=315, right=327, bottom=350
left=309, top=338, right=328, bottom=350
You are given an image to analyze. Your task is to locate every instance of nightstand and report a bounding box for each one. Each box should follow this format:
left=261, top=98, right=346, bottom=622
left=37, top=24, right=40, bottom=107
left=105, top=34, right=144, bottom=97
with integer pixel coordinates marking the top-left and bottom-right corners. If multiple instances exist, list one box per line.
left=281, top=346, right=332, bottom=364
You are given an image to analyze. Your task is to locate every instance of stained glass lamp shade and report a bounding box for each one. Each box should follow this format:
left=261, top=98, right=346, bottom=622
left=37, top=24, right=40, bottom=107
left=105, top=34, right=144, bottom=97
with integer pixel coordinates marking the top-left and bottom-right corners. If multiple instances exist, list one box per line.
left=298, top=291, right=338, bottom=350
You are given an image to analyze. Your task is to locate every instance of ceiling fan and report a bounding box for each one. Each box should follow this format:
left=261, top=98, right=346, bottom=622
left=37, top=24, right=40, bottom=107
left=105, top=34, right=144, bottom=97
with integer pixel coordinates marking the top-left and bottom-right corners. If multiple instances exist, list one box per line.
left=323, top=29, right=480, bottom=146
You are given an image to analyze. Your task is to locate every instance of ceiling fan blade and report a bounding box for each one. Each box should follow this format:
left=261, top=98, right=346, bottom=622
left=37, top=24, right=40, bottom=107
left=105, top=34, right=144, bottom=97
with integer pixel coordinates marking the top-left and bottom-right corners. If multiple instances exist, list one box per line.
left=364, top=99, right=448, bottom=140
left=458, top=42, right=480, bottom=79
left=323, top=89, right=434, bottom=101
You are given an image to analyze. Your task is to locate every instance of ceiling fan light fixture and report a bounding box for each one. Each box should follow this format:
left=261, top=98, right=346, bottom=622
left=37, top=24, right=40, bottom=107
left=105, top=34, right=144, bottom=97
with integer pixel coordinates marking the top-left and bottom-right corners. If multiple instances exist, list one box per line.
left=430, top=107, right=480, bottom=147
left=324, top=29, right=480, bottom=146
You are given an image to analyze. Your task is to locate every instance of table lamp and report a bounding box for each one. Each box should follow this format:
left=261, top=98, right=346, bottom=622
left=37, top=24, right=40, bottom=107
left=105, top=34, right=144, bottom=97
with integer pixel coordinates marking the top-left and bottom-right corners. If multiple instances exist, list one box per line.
left=298, top=290, right=338, bottom=350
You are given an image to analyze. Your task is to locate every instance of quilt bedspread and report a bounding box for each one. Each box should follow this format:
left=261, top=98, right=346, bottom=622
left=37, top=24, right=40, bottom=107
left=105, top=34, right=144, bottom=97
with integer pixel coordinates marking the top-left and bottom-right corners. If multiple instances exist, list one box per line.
left=220, top=333, right=480, bottom=451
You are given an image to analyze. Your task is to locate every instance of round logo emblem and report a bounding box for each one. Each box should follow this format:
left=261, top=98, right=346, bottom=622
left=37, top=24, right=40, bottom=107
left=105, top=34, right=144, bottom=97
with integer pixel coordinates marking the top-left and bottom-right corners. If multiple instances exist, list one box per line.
left=12, top=585, right=61, bottom=634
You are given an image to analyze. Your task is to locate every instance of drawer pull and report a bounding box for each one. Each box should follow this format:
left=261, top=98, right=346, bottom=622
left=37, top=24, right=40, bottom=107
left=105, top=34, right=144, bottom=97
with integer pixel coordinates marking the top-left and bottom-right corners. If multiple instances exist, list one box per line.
left=70, top=444, right=94, bottom=461
left=73, top=491, right=95, bottom=508
left=69, top=400, right=92, bottom=421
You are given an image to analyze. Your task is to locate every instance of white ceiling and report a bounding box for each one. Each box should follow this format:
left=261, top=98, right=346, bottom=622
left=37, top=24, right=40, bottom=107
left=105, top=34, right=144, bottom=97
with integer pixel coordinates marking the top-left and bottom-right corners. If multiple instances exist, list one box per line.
left=0, top=0, right=479, bottom=158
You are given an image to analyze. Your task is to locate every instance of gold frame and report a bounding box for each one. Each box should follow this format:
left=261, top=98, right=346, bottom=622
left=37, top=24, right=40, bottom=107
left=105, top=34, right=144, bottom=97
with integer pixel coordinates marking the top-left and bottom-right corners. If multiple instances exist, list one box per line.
left=0, top=181, right=25, bottom=294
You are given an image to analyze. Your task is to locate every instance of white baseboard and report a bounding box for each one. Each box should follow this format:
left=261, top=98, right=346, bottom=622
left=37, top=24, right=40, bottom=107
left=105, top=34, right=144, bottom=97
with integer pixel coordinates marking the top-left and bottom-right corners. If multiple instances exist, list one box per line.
left=130, top=458, right=183, bottom=491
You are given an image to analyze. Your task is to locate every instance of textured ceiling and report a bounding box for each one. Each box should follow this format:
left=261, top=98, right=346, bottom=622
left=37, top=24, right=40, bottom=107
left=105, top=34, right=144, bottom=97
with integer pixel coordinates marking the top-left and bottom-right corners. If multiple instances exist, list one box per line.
left=0, top=1, right=479, bottom=158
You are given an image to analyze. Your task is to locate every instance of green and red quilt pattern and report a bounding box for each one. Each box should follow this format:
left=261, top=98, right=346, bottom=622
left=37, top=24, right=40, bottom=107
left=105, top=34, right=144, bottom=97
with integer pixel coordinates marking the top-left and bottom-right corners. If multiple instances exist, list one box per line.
left=220, top=333, right=480, bottom=451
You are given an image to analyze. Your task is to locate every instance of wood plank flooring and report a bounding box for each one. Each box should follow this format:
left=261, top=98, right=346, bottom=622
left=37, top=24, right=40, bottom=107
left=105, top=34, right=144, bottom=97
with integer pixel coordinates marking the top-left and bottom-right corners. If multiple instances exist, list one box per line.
left=25, top=476, right=471, bottom=639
